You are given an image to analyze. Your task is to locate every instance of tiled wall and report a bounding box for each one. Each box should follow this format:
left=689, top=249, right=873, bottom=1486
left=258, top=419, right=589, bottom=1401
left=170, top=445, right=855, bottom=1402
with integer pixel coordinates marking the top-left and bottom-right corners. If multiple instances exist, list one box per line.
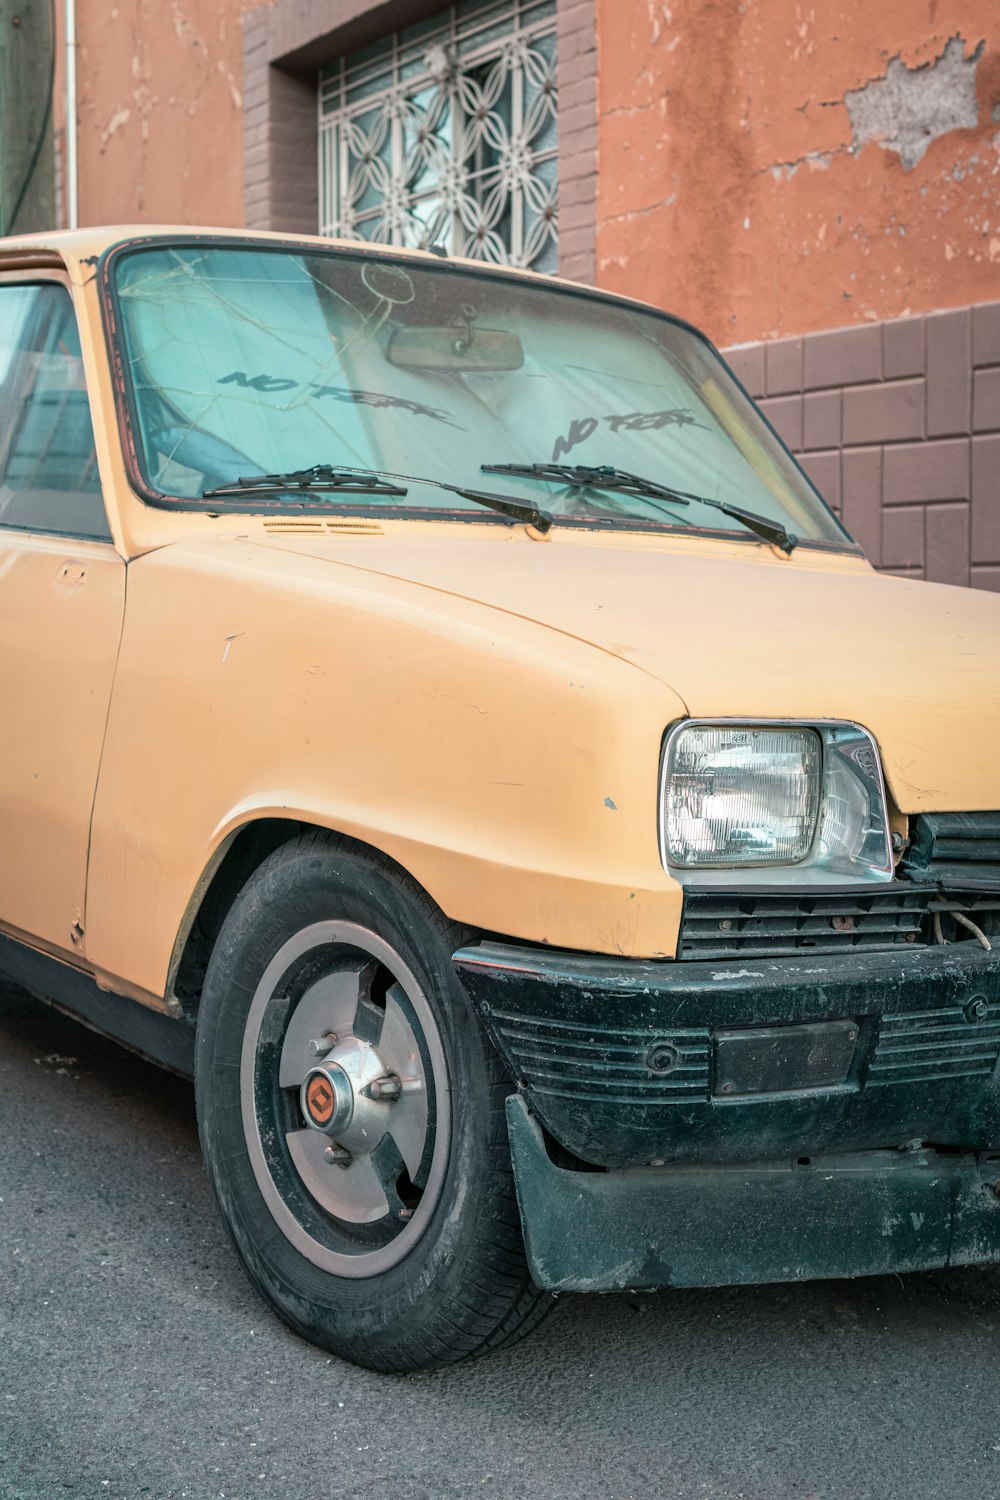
left=724, top=302, right=1000, bottom=592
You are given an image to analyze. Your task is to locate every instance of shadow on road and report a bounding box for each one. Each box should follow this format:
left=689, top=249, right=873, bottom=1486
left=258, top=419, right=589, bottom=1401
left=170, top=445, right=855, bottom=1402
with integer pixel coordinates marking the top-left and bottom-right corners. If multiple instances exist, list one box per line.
left=5, top=980, right=1000, bottom=1500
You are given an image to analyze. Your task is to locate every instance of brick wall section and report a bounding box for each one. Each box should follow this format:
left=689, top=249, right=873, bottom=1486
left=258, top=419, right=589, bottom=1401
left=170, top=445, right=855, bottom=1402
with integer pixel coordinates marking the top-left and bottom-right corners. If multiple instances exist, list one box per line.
left=243, top=0, right=421, bottom=235
left=243, top=6, right=319, bottom=235
left=244, top=0, right=598, bottom=282
left=724, top=302, right=1000, bottom=593
left=555, top=0, right=597, bottom=284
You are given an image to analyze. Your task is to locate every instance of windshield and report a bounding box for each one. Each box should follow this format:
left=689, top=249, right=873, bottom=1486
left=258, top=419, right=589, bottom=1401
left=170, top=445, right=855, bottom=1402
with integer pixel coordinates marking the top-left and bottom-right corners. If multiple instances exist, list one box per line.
left=111, top=243, right=849, bottom=548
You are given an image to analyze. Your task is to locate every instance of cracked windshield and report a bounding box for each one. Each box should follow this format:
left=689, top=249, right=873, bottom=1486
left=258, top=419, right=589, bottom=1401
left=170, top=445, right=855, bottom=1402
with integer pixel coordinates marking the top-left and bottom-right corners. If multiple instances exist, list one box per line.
left=114, top=244, right=846, bottom=544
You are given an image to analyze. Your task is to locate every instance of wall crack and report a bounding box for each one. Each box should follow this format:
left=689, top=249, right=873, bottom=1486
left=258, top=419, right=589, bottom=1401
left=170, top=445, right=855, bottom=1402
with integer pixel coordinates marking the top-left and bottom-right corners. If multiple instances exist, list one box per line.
left=755, top=147, right=845, bottom=180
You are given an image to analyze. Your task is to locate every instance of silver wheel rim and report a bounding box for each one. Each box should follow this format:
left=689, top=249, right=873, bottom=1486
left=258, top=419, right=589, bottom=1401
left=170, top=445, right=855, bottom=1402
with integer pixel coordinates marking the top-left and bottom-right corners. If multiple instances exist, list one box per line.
left=239, top=921, right=451, bottom=1278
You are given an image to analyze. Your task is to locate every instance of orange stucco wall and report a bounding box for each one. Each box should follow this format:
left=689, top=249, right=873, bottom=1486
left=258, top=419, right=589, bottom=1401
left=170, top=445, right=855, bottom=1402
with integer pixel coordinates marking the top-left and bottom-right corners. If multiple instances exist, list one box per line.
left=596, top=2, right=1000, bottom=344
left=55, top=1, right=1000, bottom=347
left=63, top=0, right=251, bottom=228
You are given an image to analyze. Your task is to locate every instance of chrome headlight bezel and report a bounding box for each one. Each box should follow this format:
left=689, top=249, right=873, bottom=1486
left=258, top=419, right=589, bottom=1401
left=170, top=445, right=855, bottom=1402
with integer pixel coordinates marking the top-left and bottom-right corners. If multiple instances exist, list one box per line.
left=658, top=718, right=894, bottom=886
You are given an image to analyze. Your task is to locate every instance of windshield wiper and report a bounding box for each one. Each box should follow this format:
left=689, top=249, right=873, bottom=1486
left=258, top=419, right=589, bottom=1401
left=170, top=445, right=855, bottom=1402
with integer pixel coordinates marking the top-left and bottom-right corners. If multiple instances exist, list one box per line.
left=203, top=466, right=408, bottom=499
left=440, top=484, right=553, bottom=533
left=203, top=464, right=553, bottom=533
left=481, top=462, right=798, bottom=554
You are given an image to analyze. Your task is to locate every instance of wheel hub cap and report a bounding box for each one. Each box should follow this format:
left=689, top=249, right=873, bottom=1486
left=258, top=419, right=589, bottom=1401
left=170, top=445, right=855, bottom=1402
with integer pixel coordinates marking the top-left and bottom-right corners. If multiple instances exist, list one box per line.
left=240, top=923, right=450, bottom=1277
left=299, top=1034, right=397, bottom=1154
left=302, top=1063, right=353, bottom=1135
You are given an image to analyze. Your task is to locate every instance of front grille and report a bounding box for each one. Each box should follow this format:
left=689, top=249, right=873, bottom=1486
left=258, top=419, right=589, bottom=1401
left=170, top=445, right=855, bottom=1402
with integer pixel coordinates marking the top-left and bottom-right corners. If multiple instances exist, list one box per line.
left=870, top=1002, right=1000, bottom=1086
left=900, top=812, right=1000, bottom=890
left=488, top=1009, right=711, bottom=1105
left=679, top=889, right=931, bottom=959
left=680, top=811, right=1000, bottom=960
left=680, top=888, right=1000, bottom=959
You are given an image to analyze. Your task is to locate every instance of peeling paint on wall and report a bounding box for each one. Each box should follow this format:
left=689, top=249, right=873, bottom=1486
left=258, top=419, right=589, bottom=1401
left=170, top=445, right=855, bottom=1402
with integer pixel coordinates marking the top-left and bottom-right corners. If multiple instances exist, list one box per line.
left=596, top=0, right=1000, bottom=344
left=845, top=35, right=984, bottom=170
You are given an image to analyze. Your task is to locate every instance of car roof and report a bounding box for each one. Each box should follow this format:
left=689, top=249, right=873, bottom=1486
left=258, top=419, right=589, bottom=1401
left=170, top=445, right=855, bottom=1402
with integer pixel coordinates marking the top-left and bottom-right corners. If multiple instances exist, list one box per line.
left=0, top=224, right=584, bottom=291
left=0, top=223, right=696, bottom=333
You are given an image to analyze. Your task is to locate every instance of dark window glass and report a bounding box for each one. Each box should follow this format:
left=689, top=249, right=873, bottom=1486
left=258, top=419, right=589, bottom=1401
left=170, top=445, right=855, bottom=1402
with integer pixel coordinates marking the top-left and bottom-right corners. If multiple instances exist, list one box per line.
left=0, top=283, right=110, bottom=540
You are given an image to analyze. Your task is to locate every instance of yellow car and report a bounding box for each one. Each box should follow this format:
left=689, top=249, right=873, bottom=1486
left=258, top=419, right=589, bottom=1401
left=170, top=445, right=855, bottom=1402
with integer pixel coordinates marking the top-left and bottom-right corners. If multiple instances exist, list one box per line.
left=2, top=226, right=999, bottom=1372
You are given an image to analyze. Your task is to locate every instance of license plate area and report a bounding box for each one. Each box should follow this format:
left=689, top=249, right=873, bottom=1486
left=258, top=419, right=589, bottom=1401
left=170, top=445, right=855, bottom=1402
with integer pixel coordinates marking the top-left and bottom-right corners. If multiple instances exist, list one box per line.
left=714, top=1019, right=860, bottom=1097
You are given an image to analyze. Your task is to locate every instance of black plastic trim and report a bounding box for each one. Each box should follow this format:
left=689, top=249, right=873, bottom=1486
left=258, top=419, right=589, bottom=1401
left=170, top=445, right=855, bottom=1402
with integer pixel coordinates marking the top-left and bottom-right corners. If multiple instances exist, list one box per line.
left=0, top=930, right=195, bottom=1077
left=901, top=811, right=1000, bottom=891
left=506, top=1094, right=1000, bottom=1292
left=455, top=939, right=1000, bottom=1168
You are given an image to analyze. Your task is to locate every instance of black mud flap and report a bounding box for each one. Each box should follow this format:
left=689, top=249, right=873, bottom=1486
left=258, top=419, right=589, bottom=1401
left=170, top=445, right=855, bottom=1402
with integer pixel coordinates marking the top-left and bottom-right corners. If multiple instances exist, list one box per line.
left=506, top=1094, right=1000, bottom=1293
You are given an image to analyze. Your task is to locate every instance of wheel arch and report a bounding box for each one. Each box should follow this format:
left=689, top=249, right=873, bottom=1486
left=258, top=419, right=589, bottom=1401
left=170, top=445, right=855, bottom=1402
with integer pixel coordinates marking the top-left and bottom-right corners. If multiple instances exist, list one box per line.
left=167, top=816, right=459, bottom=1020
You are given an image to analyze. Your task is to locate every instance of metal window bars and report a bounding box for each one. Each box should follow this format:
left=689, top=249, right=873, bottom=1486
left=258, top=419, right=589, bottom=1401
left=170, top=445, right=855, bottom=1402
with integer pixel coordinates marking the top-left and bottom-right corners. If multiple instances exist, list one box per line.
left=318, top=0, right=558, bottom=272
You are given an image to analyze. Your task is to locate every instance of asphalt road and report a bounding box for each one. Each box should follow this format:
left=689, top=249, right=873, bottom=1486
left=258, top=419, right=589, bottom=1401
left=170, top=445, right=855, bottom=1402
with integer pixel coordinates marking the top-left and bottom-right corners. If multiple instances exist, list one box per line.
left=4, top=982, right=1000, bottom=1500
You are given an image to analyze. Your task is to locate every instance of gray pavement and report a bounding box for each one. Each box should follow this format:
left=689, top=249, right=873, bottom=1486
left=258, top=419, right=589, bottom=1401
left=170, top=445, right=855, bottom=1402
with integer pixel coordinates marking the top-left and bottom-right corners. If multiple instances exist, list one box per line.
left=3, top=980, right=1000, bottom=1500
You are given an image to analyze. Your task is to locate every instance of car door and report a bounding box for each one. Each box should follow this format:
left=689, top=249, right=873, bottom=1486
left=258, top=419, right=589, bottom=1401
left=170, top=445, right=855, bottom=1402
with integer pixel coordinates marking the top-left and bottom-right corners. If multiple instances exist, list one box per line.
left=0, top=275, right=125, bottom=959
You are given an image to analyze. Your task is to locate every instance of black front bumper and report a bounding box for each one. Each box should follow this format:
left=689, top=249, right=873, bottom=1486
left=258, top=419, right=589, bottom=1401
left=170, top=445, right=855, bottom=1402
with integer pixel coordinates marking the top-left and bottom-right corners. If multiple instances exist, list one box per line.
left=502, top=1096, right=1000, bottom=1292
left=455, top=941, right=1000, bottom=1169
left=454, top=941, right=1000, bottom=1291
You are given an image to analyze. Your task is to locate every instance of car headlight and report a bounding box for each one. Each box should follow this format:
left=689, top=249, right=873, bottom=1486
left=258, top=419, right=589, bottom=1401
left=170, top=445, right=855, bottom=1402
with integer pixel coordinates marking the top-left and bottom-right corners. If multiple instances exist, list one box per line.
left=660, top=720, right=893, bottom=885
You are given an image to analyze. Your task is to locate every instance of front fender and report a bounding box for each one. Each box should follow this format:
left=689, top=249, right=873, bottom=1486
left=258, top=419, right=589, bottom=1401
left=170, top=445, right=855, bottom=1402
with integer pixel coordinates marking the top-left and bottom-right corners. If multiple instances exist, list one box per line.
left=86, top=538, right=687, bottom=1000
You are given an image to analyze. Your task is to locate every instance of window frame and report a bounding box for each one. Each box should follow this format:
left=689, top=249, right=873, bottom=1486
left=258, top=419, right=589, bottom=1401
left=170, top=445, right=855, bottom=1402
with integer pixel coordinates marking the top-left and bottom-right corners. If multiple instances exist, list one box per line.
left=97, top=231, right=860, bottom=557
left=241, top=0, right=597, bottom=286
left=0, top=269, right=114, bottom=546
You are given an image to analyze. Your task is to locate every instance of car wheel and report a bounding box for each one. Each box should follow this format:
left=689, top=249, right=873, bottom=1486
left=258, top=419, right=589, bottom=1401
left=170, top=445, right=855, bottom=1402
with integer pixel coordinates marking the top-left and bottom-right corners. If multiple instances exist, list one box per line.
left=194, top=829, right=554, bottom=1372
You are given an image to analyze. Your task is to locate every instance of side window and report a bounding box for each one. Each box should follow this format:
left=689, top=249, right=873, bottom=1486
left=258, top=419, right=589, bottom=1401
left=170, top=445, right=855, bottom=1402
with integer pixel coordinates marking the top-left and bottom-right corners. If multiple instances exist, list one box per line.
left=0, top=283, right=111, bottom=540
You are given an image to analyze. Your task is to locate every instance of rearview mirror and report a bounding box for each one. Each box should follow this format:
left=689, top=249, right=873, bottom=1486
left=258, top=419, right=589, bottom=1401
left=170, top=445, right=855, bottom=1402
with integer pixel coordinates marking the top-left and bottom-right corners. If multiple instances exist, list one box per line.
left=386, top=326, right=524, bottom=373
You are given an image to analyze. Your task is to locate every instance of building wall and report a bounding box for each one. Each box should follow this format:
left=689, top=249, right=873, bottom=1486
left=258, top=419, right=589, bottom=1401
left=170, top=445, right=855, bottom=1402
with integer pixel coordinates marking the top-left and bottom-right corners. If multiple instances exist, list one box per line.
left=60, top=2, right=1000, bottom=343
left=46, top=0, right=1000, bottom=591
left=725, top=300, right=1000, bottom=592
left=59, top=0, right=252, bottom=229
left=58, top=0, right=598, bottom=274
left=596, top=1, right=1000, bottom=347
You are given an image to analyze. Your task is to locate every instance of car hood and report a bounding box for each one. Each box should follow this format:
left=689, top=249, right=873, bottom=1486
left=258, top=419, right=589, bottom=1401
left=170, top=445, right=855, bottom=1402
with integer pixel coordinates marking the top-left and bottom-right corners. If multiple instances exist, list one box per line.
left=260, top=527, right=1000, bottom=813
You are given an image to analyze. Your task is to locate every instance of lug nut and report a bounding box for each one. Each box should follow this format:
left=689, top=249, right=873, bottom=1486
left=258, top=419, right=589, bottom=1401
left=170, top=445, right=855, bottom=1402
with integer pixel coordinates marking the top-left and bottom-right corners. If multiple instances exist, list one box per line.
left=367, top=1074, right=402, bottom=1101
left=323, top=1143, right=351, bottom=1167
left=309, top=1033, right=337, bottom=1056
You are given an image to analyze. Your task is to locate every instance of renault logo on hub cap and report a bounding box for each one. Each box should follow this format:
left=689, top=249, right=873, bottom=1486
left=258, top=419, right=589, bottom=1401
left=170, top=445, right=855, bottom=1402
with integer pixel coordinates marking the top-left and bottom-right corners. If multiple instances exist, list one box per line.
left=301, top=1062, right=353, bottom=1135
left=307, top=1076, right=334, bottom=1125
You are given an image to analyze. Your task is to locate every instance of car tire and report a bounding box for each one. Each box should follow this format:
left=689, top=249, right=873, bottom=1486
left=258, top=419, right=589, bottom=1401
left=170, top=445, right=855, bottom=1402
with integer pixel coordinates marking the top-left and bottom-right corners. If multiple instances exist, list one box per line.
left=194, top=829, right=554, bottom=1372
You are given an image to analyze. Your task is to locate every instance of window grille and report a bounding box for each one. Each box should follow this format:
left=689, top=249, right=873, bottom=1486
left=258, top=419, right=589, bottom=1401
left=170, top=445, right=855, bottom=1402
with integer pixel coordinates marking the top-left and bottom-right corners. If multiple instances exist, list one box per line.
left=318, top=0, right=558, bottom=272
